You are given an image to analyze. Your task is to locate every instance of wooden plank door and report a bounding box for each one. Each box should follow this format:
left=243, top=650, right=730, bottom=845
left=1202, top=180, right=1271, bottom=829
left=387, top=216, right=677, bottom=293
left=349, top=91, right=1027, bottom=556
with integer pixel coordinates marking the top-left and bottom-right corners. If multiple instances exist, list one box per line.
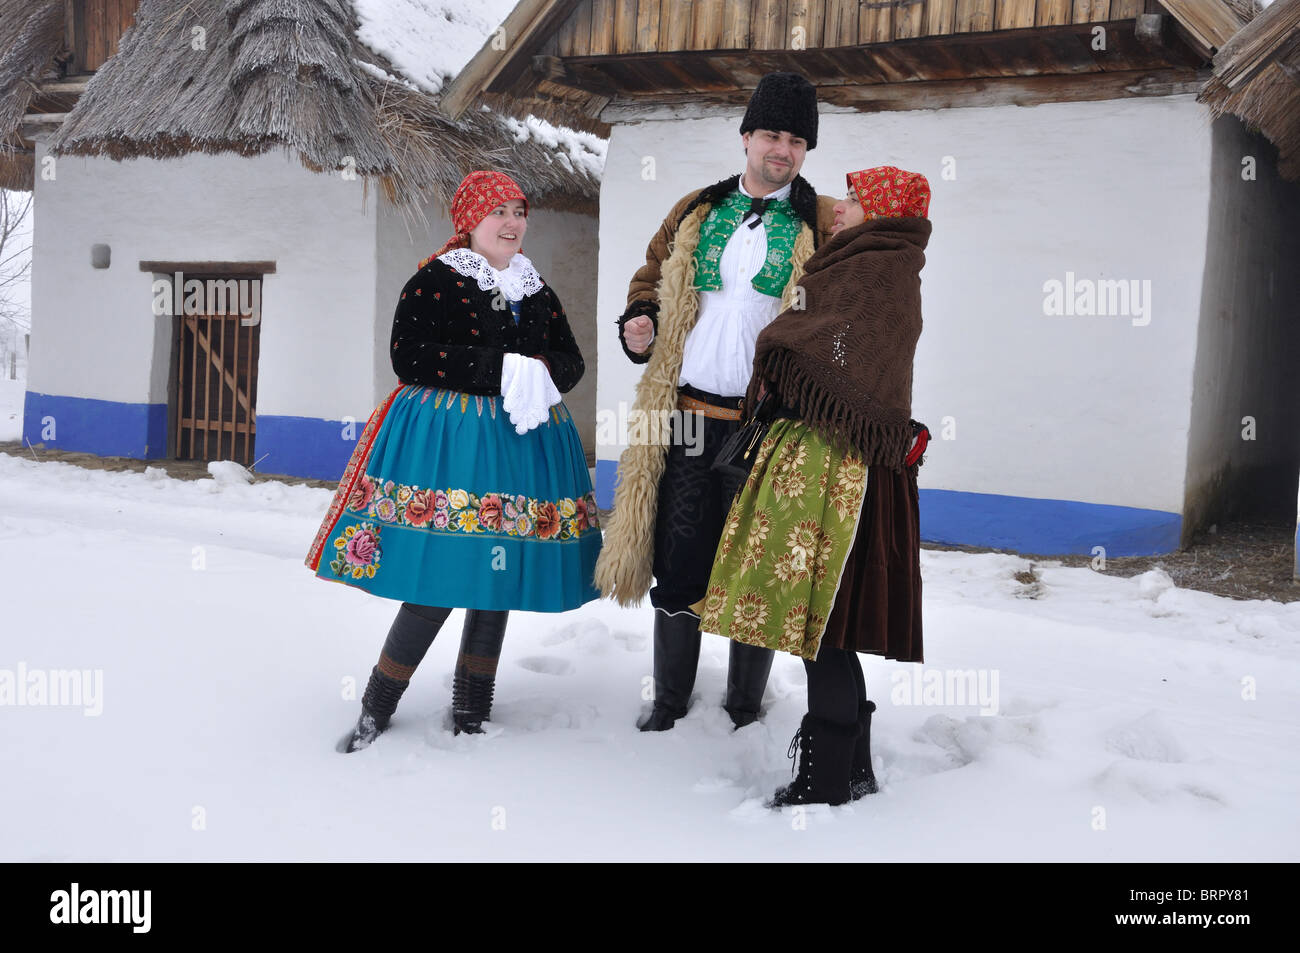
left=175, top=287, right=261, bottom=467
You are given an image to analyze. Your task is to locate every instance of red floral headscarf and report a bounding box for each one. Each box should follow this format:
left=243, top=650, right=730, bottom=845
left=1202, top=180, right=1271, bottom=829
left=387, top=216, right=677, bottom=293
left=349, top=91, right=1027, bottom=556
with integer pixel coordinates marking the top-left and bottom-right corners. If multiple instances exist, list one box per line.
left=420, top=171, right=529, bottom=268
left=847, top=166, right=931, bottom=220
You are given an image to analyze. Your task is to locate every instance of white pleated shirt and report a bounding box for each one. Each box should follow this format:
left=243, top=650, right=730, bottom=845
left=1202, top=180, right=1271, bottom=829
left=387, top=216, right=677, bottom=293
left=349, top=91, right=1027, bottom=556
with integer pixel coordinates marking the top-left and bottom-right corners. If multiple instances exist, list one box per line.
left=676, top=177, right=794, bottom=397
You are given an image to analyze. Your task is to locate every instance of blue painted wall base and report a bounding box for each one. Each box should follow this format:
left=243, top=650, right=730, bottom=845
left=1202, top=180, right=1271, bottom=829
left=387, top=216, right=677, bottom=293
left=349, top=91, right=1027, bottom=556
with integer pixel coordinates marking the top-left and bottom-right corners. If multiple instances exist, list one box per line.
left=20, top=392, right=357, bottom=482
left=595, top=458, right=1183, bottom=557
left=23, top=392, right=167, bottom=459
left=255, top=414, right=356, bottom=481
left=919, top=488, right=1182, bottom=557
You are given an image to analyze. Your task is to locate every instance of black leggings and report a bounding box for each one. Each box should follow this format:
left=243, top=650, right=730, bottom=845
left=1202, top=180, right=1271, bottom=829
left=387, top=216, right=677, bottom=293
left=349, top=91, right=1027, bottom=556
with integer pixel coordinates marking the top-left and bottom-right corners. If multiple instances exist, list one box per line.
left=804, top=648, right=866, bottom=726
left=377, top=603, right=509, bottom=680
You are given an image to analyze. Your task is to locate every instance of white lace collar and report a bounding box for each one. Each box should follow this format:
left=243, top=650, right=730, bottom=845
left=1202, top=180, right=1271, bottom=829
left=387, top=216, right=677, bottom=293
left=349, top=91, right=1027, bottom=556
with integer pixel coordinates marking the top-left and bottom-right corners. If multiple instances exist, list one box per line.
left=437, top=249, right=544, bottom=301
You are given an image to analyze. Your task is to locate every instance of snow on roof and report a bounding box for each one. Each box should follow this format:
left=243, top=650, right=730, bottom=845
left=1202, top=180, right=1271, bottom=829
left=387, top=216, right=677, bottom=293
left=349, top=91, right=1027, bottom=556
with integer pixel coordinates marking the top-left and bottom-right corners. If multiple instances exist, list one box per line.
left=352, top=0, right=520, bottom=95
left=352, top=0, right=607, bottom=180
left=500, top=113, right=607, bottom=179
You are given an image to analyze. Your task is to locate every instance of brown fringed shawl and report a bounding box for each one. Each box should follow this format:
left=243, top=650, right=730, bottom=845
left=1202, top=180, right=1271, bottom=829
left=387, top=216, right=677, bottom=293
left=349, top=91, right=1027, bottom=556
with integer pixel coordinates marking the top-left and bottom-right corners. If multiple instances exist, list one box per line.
left=747, top=216, right=931, bottom=468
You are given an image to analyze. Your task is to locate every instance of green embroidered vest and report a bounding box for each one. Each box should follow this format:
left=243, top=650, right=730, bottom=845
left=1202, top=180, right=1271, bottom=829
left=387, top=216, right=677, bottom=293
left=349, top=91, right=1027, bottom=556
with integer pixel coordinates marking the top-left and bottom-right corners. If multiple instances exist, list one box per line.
left=692, top=190, right=799, bottom=298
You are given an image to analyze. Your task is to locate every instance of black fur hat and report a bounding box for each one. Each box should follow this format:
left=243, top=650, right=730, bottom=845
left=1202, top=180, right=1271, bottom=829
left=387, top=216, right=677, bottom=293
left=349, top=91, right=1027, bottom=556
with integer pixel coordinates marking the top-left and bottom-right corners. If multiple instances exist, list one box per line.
left=739, top=72, right=818, bottom=149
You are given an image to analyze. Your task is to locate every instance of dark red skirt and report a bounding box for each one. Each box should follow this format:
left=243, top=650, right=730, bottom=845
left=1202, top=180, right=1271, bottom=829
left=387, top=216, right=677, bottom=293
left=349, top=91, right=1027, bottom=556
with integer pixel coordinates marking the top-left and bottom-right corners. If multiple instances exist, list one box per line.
left=819, top=463, right=924, bottom=662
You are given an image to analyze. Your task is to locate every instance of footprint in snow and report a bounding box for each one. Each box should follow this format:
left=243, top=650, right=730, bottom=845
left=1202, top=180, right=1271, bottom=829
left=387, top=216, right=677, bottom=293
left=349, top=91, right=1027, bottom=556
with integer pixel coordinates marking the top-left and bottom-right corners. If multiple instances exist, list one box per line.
left=516, top=656, right=575, bottom=676
left=540, top=619, right=611, bottom=655
left=1103, top=710, right=1190, bottom=763
left=494, top=696, right=599, bottom=731
left=539, top=624, right=581, bottom=647
left=881, top=712, right=1049, bottom=784
left=610, top=629, right=648, bottom=652
left=1092, top=760, right=1227, bottom=807
left=916, top=711, right=1048, bottom=763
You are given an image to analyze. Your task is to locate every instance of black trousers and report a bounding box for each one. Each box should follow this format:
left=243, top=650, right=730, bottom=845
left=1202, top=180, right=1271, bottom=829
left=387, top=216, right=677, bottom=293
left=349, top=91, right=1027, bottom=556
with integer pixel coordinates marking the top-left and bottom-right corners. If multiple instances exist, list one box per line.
left=805, top=648, right=866, bottom=726
left=649, top=386, right=746, bottom=613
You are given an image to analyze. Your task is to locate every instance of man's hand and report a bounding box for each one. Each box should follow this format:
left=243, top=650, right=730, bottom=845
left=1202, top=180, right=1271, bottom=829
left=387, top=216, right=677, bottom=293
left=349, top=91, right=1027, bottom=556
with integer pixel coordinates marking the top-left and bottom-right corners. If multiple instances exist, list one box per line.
left=623, top=315, right=654, bottom=354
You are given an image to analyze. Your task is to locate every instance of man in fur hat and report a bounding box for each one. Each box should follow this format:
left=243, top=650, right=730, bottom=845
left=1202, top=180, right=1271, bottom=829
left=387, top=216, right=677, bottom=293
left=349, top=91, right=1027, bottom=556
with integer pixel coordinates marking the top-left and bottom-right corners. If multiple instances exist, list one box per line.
left=596, top=73, right=838, bottom=731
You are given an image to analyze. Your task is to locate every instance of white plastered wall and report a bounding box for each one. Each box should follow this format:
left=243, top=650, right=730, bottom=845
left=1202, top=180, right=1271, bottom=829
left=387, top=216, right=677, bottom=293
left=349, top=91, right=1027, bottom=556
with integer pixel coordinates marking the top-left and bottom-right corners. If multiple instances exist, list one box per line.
left=596, top=95, right=1216, bottom=515
left=29, top=146, right=380, bottom=423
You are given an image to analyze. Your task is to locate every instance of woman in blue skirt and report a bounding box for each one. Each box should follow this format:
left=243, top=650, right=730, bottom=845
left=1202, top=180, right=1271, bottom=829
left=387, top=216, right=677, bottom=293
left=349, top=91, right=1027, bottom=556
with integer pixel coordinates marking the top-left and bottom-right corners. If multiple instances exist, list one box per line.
left=306, top=171, right=602, bottom=749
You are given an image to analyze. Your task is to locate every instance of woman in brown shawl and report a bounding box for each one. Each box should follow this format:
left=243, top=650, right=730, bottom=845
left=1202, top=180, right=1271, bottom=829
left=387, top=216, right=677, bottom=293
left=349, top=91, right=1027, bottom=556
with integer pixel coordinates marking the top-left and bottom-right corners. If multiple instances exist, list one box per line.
left=695, top=166, right=932, bottom=807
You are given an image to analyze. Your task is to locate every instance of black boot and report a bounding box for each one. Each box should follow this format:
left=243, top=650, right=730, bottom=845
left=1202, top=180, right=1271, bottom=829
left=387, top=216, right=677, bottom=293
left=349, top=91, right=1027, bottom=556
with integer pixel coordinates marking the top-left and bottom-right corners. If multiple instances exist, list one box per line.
left=452, top=609, right=509, bottom=735
left=850, top=700, right=880, bottom=798
left=340, top=666, right=410, bottom=753
left=637, top=611, right=702, bottom=731
left=768, top=714, right=860, bottom=808
left=724, top=640, right=775, bottom=729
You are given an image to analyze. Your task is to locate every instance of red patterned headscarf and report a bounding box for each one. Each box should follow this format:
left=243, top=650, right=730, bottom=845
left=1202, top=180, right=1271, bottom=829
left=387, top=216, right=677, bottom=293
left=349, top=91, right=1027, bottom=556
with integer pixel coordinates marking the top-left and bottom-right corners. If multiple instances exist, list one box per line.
left=421, top=171, right=529, bottom=268
left=847, top=166, right=931, bottom=220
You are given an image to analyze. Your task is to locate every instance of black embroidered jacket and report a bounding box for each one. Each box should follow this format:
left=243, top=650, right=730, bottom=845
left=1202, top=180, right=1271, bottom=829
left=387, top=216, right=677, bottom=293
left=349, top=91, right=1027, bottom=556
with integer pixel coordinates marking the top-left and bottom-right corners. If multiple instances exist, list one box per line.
left=390, top=259, right=585, bottom=395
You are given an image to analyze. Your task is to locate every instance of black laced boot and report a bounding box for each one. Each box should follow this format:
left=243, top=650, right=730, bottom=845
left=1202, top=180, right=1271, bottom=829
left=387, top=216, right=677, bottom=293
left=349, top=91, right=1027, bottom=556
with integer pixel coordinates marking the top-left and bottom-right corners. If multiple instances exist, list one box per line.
left=452, top=609, right=508, bottom=735
left=768, top=714, right=860, bottom=808
left=341, top=666, right=410, bottom=752
left=850, top=700, right=880, bottom=798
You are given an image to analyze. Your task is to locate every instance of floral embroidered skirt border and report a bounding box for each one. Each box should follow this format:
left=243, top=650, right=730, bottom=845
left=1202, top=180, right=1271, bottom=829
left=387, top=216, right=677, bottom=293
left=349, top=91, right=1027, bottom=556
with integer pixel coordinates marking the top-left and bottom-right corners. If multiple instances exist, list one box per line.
left=695, top=417, right=868, bottom=660
left=306, top=383, right=603, bottom=612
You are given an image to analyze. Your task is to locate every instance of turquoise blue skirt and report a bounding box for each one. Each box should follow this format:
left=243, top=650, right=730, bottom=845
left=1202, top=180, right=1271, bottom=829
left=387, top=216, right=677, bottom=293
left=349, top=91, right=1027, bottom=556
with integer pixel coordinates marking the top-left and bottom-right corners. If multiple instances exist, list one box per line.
left=306, top=384, right=602, bottom=611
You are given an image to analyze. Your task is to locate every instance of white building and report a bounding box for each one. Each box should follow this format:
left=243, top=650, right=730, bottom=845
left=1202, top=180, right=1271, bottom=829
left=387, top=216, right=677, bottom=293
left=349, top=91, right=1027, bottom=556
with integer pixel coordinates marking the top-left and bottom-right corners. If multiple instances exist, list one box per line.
left=1, top=0, right=606, bottom=480
left=444, top=0, right=1300, bottom=556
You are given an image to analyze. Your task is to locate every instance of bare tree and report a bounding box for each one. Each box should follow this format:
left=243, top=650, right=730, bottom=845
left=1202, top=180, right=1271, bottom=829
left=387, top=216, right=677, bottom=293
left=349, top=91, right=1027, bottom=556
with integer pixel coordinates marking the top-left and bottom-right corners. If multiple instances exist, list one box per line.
left=1, top=190, right=33, bottom=378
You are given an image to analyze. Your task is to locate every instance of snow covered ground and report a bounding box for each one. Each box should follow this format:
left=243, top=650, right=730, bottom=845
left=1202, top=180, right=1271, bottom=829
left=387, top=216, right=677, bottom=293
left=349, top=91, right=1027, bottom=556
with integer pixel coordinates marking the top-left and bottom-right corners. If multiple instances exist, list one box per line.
left=1, top=451, right=1297, bottom=861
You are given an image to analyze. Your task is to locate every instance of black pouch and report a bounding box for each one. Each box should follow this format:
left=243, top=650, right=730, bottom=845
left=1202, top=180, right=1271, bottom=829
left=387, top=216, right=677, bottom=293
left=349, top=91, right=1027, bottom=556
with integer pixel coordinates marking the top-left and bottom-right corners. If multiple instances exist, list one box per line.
left=710, top=392, right=774, bottom=484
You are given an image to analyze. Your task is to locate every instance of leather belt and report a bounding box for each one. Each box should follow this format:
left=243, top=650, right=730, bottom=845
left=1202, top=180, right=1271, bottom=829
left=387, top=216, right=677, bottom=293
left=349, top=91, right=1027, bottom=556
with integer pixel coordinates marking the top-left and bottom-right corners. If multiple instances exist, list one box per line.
left=678, top=393, right=744, bottom=421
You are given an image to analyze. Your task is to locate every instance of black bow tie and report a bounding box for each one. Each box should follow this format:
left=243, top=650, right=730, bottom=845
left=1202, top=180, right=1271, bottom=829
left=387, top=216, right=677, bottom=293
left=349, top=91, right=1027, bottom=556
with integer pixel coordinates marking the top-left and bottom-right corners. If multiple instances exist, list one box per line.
left=746, top=196, right=770, bottom=229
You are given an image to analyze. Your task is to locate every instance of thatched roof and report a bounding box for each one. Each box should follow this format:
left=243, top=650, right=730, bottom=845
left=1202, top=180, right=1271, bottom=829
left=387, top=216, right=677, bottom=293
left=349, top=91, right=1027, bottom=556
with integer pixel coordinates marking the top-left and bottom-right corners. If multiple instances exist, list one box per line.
left=0, top=0, right=64, bottom=190
left=1201, top=0, right=1300, bottom=180
left=51, top=1, right=400, bottom=171
left=2, top=0, right=602, bottom=214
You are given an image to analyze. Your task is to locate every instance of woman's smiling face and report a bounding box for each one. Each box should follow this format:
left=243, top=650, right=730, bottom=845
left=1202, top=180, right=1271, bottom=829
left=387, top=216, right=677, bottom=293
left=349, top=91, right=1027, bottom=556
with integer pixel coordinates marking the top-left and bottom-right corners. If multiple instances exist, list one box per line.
left=469, top=199, right=528, bottom=267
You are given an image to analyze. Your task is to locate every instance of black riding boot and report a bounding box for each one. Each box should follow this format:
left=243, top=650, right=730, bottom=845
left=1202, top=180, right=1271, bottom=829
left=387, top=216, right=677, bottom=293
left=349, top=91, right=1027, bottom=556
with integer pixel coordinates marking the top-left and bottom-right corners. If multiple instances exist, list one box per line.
left=724, top=640, right=775, bottom=728
left=769, top=714, right=860, bottom=808
left=637, top=611, right=702, bottom=732
left=850, top=700, right=880, bottom=798
left=341, top=666, right=410, bottom=752
left=452, top=609, right=509, bottom=735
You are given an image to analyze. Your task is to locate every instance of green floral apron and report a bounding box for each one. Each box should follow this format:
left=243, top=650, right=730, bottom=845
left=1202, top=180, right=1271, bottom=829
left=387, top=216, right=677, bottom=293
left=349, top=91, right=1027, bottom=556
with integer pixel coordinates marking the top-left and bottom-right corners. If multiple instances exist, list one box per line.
left=695, top=418, right=869, bottom=660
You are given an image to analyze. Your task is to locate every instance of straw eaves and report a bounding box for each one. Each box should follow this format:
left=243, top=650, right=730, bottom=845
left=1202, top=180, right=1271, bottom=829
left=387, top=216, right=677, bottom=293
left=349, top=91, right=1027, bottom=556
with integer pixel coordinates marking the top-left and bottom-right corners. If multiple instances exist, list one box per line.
left=1200, top=0, right=1300, bottom=181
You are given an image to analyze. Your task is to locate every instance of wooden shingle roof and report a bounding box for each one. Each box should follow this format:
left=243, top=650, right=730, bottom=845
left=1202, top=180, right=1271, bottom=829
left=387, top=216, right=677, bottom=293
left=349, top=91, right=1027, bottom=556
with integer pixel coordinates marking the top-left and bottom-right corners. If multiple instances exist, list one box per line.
left=443, top=0, right=1257, bottom=123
